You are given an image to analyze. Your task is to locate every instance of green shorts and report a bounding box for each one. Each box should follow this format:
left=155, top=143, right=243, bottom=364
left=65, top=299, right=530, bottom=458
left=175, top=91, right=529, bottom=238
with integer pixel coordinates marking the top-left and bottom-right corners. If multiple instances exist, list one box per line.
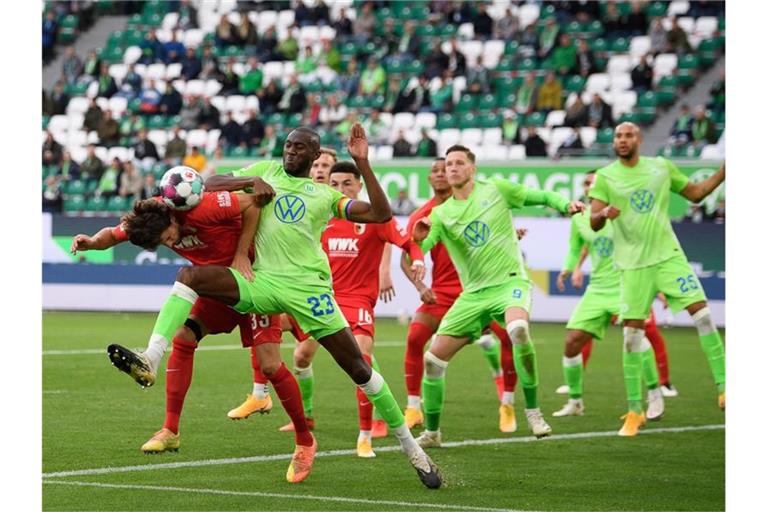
left=437, top=278, right=532, bottom=341
left=229, top=268, right=348, bottom=340
left=566, top=286, right=620, bottom=340
left=620, top=253, right=707, bottom=320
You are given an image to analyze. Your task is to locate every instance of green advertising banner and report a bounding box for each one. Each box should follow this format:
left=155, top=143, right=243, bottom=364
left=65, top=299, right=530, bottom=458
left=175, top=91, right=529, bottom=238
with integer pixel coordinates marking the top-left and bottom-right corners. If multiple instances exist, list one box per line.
left=216, top=159, right=724, bottom=219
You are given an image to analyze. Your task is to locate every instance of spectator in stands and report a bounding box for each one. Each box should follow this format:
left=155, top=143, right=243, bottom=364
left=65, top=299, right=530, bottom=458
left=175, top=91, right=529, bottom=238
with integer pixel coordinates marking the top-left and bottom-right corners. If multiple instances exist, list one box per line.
left=42, top=131, right=63, bottom=166
left=383, top=77, right=403, bottom=114
left=556, top=127, right=584, bottom=157
left=80, top=144, right=105, bottom=180
left=198, top=96, right=221, bottom=130
left=276, top=29, right=299, bottom=61
left=552, top=34, right=577, bottom=76
left=364, top=109, right=388, bottom=147
left=215, top=15, right=239, bottom=48
left=631, top=54, right=654, bottom=93
left=256, top=125, right=278, bottom=157
left=518, top=24, right=539, bottom=58
left=305, top=94, right=322, bottom=126
left=83, top=98, right=103, bottom=132
left=119, top=112, right=145, bottom=144
left=688, top=0, right=725, bottom=18
left=182, top=146, right=207, bottom=172
left=536, top=71, right=563, bottom=113
left=121, top=63, right=143, bottom=95
left=61, top=46, right=82, bottom=85
left=240, top=57, right=264, bottom=94
left=318, top=39, right=342, bottom=72
left=96, top=62, right=118, bottom=99
left=236, top=12, right=258, bottom=47
left=257, top=81, right=283, bottom=116
left=161, top=31, right=186, bottom=65
left=181, top=46, right=202, bottom=80
left=243, top=109, right=265, bottom=147
left=648, top=17, right=667, bottom=55
left=333, top=7, right=354, bottom=39
left=164, top=127, right=188, bottom=166
left=708, top=70, right=725, bottom=111
left=393, top=130, right=413, bottom=157
left=176, top=0, right=198, bottom=30
left=138, top=79, right=162, bottom=114
left=119, top=161, right=143, bottom=199
left=296, top=45, right=319, bottom=76
left=405, top=75, right=434, bottom=113
left=666, top=17, right=692, bottom=55
left=446, top=1, right=472, bottom=24
left=220, top=113, right=245, bottom=149
left=495, top=7, right=520, bottom=40
left=42, top=176, right=62, bottom=213
left=602, top=2, right=623, bottom=39
left=42, top=11, right=58, bottom=63
left=564, top=94, right=588, bottom=128
left=353, top=2, right=376, bottom=42
left=393, top=21, right=421, bottom=62
left=319, top=94, right=348, bottom=127
left=219, top=58, right=241, bottom=96
left=445, top=38, right=467, bottom=76
left=179, top=94, right=203, bottom=130
left=524, top=127, right=548, bottom=157
left=294, top=0, right=313, bottom=27
left=586, top=93, right=613, bottom=129
left=97, top=111, right=120, bottom=147
left=199, top=44, right=221, bottom=80
left=423, top=41, right=448, bottom=80
left=313, top=0, right=331, bottom=25
left=415, top=129, right=438, bottom=157
left=691, top=105, right=717, bottom=148
left=431, top=70, right=455, bottom=113
left=472, top=2, right=494, bottom=40
left=669, top=104, right=693, bottom=146
left=49, top=81, right=70, bottom=116
left=337, top=56, right=361, bottom=98
left=334, top=111, right=359, bottom=138
left=42, top=90, right=54, bottom=117
left=538, top=18, right=560, bottom=59
left=466, top=57, right=491, bottom=95
left=58, top=150, right=81, bottom=181
left=359, top=57, right=387, bottom=97
left=140, top=172, right=160, bottom=200
left=277, top=75, right=307, bottom=114
left=81, top=49, right=101, bottom=82
left=502, top=110, right=521, bottom=145
left=95, top=157, right=122, bottom=198
left=622, top=2, right=649, bottom=37
left=515, top=73, right=538, bottom=115
left=256, top=26, right=278, bottom=62
left=139, top=29, right=163, bottom=64
left=134, top=129, right=160, bottom=171
left=159, top=82, right=183, bottom=116
left=712, top=199, right=725, bottom=224
left=574, top=38, right=595, bottom=77
left=391, top=189, right=416, bottom=216
left=568, top=1, right=601, bottom=21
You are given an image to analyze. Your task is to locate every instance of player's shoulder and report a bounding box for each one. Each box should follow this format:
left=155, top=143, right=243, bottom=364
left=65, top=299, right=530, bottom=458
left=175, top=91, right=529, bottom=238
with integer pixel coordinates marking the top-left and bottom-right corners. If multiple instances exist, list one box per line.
left=188, top=191, right=235, bottom=216
left=410, top=198, right=435, bottom=221
left=236, top=159, right=282, bottom=177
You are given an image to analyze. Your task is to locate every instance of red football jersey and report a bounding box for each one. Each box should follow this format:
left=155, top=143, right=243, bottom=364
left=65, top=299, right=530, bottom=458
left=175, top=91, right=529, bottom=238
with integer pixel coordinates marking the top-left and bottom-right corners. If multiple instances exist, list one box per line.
left=322, top=217, right=423, bottom=307
left=407, top=197, right=462, bottom=299
left=115, top=191, right=248, bottom=266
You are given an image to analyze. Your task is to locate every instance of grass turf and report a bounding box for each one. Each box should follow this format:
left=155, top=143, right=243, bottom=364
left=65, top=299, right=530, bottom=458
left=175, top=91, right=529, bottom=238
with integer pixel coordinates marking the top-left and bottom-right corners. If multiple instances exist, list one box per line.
left=43, top=311, right=724, bottom=511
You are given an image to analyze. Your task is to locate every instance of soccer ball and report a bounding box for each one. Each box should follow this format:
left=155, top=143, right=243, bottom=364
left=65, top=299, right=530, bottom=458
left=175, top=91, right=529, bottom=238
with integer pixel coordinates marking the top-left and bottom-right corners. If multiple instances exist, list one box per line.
left=160, top=166, right=205, bottom=211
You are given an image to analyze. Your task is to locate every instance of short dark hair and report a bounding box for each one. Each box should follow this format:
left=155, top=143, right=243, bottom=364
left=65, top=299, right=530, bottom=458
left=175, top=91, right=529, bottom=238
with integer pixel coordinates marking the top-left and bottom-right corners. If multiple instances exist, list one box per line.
left=445, top=144, right=476, bottom=163
left=434, top=157, right=446, bottom=162
left=121, top=199, right=173, bottom=250
left=329, top=161, right=360, bottom=179
left=586, top=169, right=597, bottom=175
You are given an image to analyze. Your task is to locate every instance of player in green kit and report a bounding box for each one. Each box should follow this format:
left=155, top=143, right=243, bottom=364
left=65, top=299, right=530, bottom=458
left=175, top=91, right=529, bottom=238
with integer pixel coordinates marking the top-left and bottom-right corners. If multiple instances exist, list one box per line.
left=589, top=122, right=725, bottom=436
left=125, top=124, right=443, bottom=488
left=553, top=170, right=664, bottom=421
left=411, top=145, right=584, bottom=447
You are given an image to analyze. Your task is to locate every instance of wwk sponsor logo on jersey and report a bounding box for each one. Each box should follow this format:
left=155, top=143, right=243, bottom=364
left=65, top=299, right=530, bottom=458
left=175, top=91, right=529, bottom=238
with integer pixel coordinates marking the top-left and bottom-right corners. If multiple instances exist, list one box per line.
left=327, top=238, right=359, bottom=257
left=463, top=220, right=490, bottom=247
left=216, top=192, right=231, bottom=208
left=629, top=189, right=654, bottom=213
left=274, top=194, right=306, bottom=223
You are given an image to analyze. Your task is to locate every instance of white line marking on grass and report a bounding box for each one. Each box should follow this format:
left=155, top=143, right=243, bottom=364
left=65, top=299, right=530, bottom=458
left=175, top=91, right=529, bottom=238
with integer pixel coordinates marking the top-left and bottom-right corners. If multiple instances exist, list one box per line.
left=43, top=480, right=515, bottom=512
left=43, top=423, right=724, bottom=479
left=42, top=341, right=407, bottom=356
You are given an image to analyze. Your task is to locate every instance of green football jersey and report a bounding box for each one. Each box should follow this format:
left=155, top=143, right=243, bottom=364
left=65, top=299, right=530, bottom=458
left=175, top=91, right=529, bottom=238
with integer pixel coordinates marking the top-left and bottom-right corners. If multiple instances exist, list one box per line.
left=589, top=156, right=689, bottom=270
left=233, top=160, right=351, bottom=279
left=419, top=178, right=569, bottom=293
left=562, top=207, right=620, bottom=290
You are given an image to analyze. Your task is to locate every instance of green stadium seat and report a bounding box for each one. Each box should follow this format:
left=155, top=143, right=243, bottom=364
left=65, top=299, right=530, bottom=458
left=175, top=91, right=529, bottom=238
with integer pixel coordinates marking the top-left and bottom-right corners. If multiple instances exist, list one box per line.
left=656, top=88, right=676, bottom=107
left=340, top=41, right=357, bottom=56
left=440, top=24, right=457, bottom=38
left=124, top=29, right=146, bottom=47
left=477, top=94, right=497, bottom=112
left=42, top=116, right=50, bottom=130
left=498, top=92, right=516, bottom=109
left=415, top=24, right=436, bottom=38
left=494, top=75, right=518, bottom=95
left=678, top=54, right=700, bottom=70
left=590, top=38, right=608, bottom=54
left=406, top=60, right=425, bottom=75
left=347, top=95, right=367, bottom=109
left=636, top=91, right=658, bottom=124
left=618, top=112, right=642, bottom=124
left=110, top=195, right=133, bottom=212
left=717, top=17, right=725, bottom=31
left=101, top=46, right=124, bottom=64
left=85, top=195, right=108, bottom=212
left=596, top=128, right=614, bottom=144
left=525, top=112, right=546, bottom=126
left=564, top=21, right=583, bottom=36
left=677, top=54, right=700, bottom=87
left=564, top=75, right=585, bottom=93
left=697, top=39, right=720, bottom=68
left=225, top=146, right=249, bottom=158
left=43, top=165, right=57, bottom=179
left=141, top=13, right=163, bottom=27
left=63, top=195, right=86, bottom=213
left=165, top=115, right=181, bottom=129
left=305, top=80, right=324, bottom=93
left=539, top=5, right=556, bottom=19
left=57, top=28, right=77, bottom=44
left=504, top=41, right=520, bottom=56
left=368, top=94, right=385, bottom=109
left=63, top=180, right=87, bottom=196
left=657, top=75, right=678, bottom=89
left=479, top=112, right=502, bottom=129
left=436, top=113, right=458, bottom=130
left=267, top=113, right=286, bottom=127
left=455, top=94, right=478, bottom=113
left=60, top=14, right=79, bottom=29
left=458, top=112, right=479, bottom=129
left=287, top=113, right=303, bottom=127
left=585, top=20, right=604, bottom=36
left=646, top=1, right=668, bottom=17
left=514, top=58, right=538, bottom=71
left=85, top=180, right=99, bottom=194
left=386, top=59, right=406, bottom=74
left=374, top=7, right=391, bottom=22
left=610, top=38, right=629, bottom=53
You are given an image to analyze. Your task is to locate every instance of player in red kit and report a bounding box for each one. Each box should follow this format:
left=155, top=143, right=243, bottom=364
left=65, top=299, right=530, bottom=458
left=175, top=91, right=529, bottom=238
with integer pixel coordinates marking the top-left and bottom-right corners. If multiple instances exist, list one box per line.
left=399, top=158, right=520, bottom=433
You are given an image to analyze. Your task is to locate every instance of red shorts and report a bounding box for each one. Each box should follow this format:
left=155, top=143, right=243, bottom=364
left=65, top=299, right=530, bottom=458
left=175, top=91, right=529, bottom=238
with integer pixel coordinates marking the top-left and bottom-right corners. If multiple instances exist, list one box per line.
left=415, top=290, right=459, bottom=323
left=249, top=313, right=311, bottom=346
left=284, top=314, right=311, bottom=342
left=339, top=301, right=375, bottom=338
left=190, top=297, right=258, bottom=347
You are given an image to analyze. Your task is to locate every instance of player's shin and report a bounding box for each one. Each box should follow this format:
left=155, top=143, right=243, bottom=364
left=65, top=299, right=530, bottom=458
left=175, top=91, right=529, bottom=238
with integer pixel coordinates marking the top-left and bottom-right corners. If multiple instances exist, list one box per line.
left=271, top=363, right=313, bottom=447
left=507, top=320, right=539, bottom=409
left=645, top=317, right=671, bottom=386
left=294, top=364, right=314, bottom=417
left=146, top=282, right=198, bottom=368
left=562, top=354, right=584, bottom=399
left=163, top=337, right=197, bottom=434
left=357, top=355, right=374, bottom=432
left=623, top=327, right=646, bottom=413
left=640, top=338, right=660, bottom=390
left=691, top=307, right=725, bottom=392
left=421, top=351, right=448, bottom=432
left=250, top=345, right=269, bottom=399
left=405, top=323, right=432, bottom=404
left=476, top=333, right=502, bottom=377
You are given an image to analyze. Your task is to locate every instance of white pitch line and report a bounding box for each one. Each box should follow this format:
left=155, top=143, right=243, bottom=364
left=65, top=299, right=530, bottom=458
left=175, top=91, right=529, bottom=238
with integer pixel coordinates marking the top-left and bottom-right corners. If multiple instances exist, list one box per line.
left=43, top=480, right=516, bottom=512
left=42, top=341, right=407, bottom=356
left=42, top=423, right=724, bottom=479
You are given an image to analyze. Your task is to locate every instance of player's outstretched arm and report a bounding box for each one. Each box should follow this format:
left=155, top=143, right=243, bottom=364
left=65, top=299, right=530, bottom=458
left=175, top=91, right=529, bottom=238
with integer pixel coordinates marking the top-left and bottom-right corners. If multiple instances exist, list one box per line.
left=345, top=123, right=393, bottom=223
left=205, top=173, right=275, bottom=206
left=70, top=227, right=123, bottom=254
left=679, top=163, right=725, bottom=203
left=589, top=198, right=620, bottom=231
left=400, top=250, right=435, bottom=304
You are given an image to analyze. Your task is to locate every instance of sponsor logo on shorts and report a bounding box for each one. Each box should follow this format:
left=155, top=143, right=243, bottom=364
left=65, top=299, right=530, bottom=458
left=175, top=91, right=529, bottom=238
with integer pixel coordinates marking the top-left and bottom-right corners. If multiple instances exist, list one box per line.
left=629, top=189, right=654, bottom=213
left=463, top=220, right=490, bottom=247
left=593, top=236, right=614, bottom=257
left=274, top=194, right=306, bottom=223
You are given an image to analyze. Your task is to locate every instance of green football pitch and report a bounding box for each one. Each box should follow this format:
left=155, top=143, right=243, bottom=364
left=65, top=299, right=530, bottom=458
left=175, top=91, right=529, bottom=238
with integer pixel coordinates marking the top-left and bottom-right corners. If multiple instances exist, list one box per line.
left=43, top=311, right=724, bottom=511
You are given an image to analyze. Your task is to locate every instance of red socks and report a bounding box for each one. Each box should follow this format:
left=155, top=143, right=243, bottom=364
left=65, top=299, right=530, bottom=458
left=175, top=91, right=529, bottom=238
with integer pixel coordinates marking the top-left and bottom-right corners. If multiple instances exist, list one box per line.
left=163, top=337, right=197, bottom=434
left=581, top=339, right=594, bottom=368
left=270, top=363, right=313, bottom=446
left=405, top=322, right=433, bottom=396
left=357, top=354, right=374, bottom=431
left=250, top=345, right=268, bottom=385
left=490, top=322, right=517, bottom=392
left=645, top=312, right=670, bottom=386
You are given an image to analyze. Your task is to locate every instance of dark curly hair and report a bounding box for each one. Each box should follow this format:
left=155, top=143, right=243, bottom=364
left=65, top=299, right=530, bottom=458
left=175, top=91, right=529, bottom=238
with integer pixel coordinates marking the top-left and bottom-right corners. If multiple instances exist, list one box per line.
left=120, top=199, right=173, bottom=250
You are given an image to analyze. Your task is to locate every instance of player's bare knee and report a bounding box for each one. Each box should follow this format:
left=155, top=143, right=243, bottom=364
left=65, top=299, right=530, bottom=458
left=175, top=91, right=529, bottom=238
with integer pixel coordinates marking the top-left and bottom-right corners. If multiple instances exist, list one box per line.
left=294, top=352, right=313, bottom=368
left=691, top=306, right=717, bottom=335
left=424, top=351, right=449, bottom=379
left=349, top=357, right=373, bottom=385
left=260, top=359, right=281, bottom=377
left=623, top=326, right=646, bottom=352
left=564, top=333, right=585, bottom=357
left=175, top=266, right=197, bottom=287
left=506, top=319, right=530, bottom=345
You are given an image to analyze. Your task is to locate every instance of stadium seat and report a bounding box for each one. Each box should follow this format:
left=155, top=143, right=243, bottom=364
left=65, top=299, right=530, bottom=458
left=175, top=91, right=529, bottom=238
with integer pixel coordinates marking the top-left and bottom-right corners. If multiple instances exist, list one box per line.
left=606, top=55, right=632, bottom=74
left=525, top=112, right=546, bottom=127
left=436, top=113, right=458, bottom=130
left=375, top=145, right=393, bottom=160
left=580, top=127, right=597, bottom=148
left=700, top=144, right=721, bottom=160
left=414, top=112, right=437, bottom=130
left=629, top=36, right=652, bottom=59
left=508, top=145, right=526, bottom=160
left=646, top=1, right=668, bottom=17
left=479, top=145, right=509, bottom=161
left=585, top=73, right=610, bottom=95
left=455, top=94, right=478, bottom=113
left=653, top=54, right=678, bottom=81
left=477, top=94, right=497, bottom=112
left=609, top=72, right=632, bottom=92
left=66, top=97, right=89, bottom=116
left=478, top=112, right=502, bottom=129
left=482, top=128, right=503, bottom=146
left=85, top=195, right=108, bottom=212
left=458, top=112, right=480, bottom=129
left=564, top=75, right=585, bottom=94
left=63, top=195, right=86, bottom=214
left=393, top=113, right=415, bottom=131
left=460, top=128, right=483, bottom=147
left=667, top=0, right=690, bottom=17
left=545, top=110, right=566, bottom=127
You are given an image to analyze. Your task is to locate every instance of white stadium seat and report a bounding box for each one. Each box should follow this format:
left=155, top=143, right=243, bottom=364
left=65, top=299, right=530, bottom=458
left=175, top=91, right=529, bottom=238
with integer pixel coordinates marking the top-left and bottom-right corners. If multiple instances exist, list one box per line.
left=108, top=97, right=128, bottom=117
left=482, top=128, right=502, bottom=146
left=508, top=145, right=526, bottom=160
left=185, top=79, right=205, bottom=96
left=653, top=54, right=678, bottom=82
left=607, top=55, right=632, bottom=74
left=225, top=95, right=246, bottom=114
left=393, top=113, right=415, bottom=131
left=375, top=145, right=394, bottom=160
left=700, top=144, right=722, bottom=160
left=123, top=46, right=142, bottom=65
left=414, top=112, right=437, bottom=130
left=629, top=36, right=651, bottom=59
left=460, top=128, right=483, bottom=147
left=585, top=73, right=610, bottom=94
left=695, top=16, right=718, bottom=38
left=477, top=145, right=508, bottom=161
left=545, top=110, right=566, bottom=127
left=580, top=126, right=597, bottom=148
left=518, top=3, right=540, bottom=28
left=165, top=63, right=182, bottom=80
left=667, top=0, right=690, bottom=17
left=148, top=129, right=168, bottom=148
left=186, top=129, right=208, bottom=148
left=108, top=63, right=128, bottom=83
left=609, top=72, right=633, bottom=92
left=204, top=80, right=222, bottom=97
left=66, top=97, right=89, bottom=116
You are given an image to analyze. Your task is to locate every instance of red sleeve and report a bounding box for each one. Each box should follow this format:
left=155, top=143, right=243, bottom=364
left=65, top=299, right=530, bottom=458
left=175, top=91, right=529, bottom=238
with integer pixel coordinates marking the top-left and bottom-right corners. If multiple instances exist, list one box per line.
left=194, top=192, right=241, bottom=224
left=382, top=219, right=424, bottom=263
left=113, top=224, right=129, bottom=242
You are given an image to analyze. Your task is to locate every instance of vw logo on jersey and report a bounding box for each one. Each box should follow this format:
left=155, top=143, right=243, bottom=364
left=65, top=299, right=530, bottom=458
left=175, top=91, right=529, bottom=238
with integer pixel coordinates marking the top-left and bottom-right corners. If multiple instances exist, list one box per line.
left=629, top=189, right=654, bottom=213
left=274, top=194, right=306, bottom=224
left=463, top=220, right=490, bottom=247
left=593, top=236, right=614, bottom=257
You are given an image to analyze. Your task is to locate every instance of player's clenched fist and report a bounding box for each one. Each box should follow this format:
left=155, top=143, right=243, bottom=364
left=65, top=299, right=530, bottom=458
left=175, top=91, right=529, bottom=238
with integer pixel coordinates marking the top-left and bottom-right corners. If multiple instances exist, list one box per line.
left=70, top=234, right=92, bottom=254
left=249, top=176, right=275, bottom=207
left=412, top=217, right=432, bottom=243
left=599, top=205, right=621, bottom=219
left=567, top=201, right=586, bottom=215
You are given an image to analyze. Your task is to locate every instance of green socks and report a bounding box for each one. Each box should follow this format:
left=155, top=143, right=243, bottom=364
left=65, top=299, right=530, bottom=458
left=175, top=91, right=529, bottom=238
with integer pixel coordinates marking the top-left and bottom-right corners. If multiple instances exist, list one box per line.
left=295, top=366, right=314, bottom=417
left=151, top=283, right=197, bottom=343
left=623, top=350, right=644, bottom=413
left=699, top=331, right=726, bottom=392
left=513, top=341, right=539, bottom=409
left=370, top=355, right=384, bottom=421
left=641, top=347, right=660, bottom=390
left=362, top=373, right=405, bottom=429
left=562, top=354, right=583, bottom=399
left=477, top=334, right=502, bottom=375
left=422, top=376, right=445, bottom=431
